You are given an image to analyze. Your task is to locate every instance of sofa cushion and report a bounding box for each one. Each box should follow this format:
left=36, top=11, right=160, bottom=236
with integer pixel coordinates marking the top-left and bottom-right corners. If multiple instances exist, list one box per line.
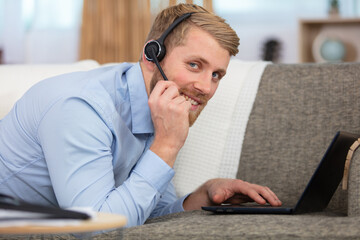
left=2, top=210, right=358, bottom=239
left=237, top=62, right=360, bottom=214
left=173, top=60, right=269, bottom=197
left=120, top=210, right=359, bottom=240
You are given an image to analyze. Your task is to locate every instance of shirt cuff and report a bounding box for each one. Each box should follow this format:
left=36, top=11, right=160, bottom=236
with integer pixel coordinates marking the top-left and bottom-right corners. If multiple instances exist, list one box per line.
left=174, top=193, right=190, bottom=213
left=132, top=149, right=175, bottom=194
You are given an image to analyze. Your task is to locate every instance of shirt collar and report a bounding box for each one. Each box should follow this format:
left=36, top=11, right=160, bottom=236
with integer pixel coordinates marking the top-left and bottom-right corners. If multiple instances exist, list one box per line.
left=127, top=62, right=154, bottom=134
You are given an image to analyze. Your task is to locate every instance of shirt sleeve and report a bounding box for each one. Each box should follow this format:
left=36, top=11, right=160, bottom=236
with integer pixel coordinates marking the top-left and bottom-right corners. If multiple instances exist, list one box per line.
left=37, top=97, right=177, bottom=227
left=148, top=181, right=188, bottom=219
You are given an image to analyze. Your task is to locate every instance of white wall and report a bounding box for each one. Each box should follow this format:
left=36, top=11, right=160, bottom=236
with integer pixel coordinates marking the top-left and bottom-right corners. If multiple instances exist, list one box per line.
left=214, top=0, right=360, bottom=63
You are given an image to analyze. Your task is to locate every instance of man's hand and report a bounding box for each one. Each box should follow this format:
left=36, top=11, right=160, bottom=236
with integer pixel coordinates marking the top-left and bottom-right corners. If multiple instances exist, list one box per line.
left=148, top=81, right=191, bottom=167
left=183, top=178, right=282, bottom=210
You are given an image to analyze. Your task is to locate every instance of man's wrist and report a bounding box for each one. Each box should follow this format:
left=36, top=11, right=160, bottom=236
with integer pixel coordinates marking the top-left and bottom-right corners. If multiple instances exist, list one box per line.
left=149, top=142, right=178, bottom=167
left=183, top=184, right=210, bottom=211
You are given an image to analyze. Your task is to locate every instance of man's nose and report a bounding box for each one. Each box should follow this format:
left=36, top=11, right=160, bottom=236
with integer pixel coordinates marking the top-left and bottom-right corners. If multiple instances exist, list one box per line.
left=193, top=74, right=212, bottom=95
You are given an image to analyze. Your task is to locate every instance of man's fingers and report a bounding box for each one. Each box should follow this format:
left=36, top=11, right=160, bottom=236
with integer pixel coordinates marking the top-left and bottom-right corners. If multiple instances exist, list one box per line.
left=149, top=81, right=191, bottom=113
left=150, top=80, right=179, bottom=97
left=223, top=194, right=253, bottom=205
left=263, top=187, right=281, bottom=204
left=149, top=81, right=187, bottom=114
left=246, top=188, right=267, bottom=205
left=249, top=185, right=282, bottom=206
left=161, top=85, right=181, bottom=99
left=231, top=180, right=282, bottom=206
left=205, top=179, right=282, bottom=208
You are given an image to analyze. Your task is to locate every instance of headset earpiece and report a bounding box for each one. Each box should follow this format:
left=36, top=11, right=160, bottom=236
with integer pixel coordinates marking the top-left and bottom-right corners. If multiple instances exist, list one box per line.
left=144, top=40, right=165, bottom=62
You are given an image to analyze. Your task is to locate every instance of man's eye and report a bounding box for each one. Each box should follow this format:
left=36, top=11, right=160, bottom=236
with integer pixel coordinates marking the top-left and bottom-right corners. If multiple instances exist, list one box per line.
left=189, top=62, right=198, bottom=69
left=212, top=72, right=219, bottom=79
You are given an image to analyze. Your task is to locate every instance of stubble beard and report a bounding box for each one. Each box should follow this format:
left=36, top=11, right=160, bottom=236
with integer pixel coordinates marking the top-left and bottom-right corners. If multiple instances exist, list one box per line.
left=150, top=68, right=208, bottom=127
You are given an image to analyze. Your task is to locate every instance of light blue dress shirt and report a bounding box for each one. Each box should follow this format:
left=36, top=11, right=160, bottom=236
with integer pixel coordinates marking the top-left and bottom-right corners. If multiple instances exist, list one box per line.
left=0, top=62, right=186, bottom=227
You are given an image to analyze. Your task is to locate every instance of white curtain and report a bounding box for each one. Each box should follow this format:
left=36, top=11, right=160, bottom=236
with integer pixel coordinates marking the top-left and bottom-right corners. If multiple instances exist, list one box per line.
left=0, top=0, right=83, bottom=64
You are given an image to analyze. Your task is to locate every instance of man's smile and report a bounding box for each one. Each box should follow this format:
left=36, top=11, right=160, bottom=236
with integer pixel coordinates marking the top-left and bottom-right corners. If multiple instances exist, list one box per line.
left=180, top=93, right=200, bottom=106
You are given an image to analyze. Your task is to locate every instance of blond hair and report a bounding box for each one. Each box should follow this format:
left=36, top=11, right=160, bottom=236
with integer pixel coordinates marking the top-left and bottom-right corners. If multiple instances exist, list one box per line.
left=144, top=4, right=239, bottom=59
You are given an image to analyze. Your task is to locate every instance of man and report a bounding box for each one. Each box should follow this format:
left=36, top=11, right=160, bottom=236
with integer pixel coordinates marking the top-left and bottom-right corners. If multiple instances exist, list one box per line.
left=0, top=4, right=281, bottom=227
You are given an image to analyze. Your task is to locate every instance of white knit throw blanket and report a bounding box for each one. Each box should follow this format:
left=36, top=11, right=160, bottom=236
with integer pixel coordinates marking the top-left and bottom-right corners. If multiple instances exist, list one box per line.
left=173, top=60, right=270, bottom=197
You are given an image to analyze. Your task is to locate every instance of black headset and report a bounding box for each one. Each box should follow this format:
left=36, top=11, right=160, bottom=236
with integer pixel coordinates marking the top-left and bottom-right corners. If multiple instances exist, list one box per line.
left=144, top=12, right=193, bottom=80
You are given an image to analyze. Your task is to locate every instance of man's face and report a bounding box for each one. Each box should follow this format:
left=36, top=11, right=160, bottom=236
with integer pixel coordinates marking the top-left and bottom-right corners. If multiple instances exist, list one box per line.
left=150, top=27, right=231, bottom=126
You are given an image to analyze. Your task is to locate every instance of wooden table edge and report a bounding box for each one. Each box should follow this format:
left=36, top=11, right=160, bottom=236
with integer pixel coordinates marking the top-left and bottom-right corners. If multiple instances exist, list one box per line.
left=0, top=212, right=127, bottom=234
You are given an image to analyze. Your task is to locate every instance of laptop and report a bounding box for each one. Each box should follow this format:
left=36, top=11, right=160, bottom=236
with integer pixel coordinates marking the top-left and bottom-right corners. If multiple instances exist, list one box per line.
left=202, top=131, right=360, bottom=214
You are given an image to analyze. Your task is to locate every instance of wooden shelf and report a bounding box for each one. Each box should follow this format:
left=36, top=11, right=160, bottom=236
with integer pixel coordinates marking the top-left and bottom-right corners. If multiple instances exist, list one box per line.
left=298, top=18, right=360, bottom=63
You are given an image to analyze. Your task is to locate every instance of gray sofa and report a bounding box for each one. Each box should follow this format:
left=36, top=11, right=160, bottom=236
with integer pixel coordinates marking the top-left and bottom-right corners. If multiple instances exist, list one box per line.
left=122, top=62, right=360, bottom=239
left=1, top=62, right=360, bottom=239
